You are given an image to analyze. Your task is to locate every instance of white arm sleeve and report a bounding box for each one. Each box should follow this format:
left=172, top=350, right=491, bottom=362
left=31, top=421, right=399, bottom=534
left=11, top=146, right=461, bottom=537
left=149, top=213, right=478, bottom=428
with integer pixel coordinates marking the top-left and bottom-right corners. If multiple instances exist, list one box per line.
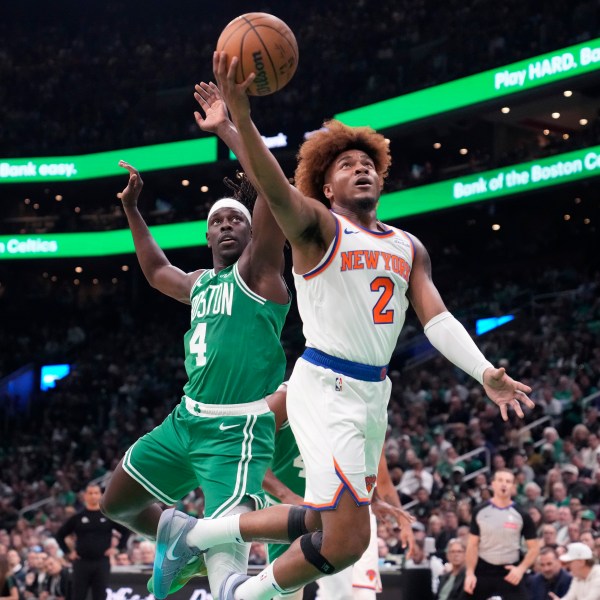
left=423, top=311, right=494, bottom=385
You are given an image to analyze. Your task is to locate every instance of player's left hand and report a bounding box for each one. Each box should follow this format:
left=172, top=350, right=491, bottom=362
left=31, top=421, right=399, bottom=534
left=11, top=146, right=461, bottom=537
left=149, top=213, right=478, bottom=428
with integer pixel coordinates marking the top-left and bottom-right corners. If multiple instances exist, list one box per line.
left=503, top=564, right=525, bottom=585
left=372, top=500, right=416, bottom=559
left=194, top=82, right=230, bottom=133
left=118, top=161, right=143, bottom=208
left=482, top=367, right=534, bottom=421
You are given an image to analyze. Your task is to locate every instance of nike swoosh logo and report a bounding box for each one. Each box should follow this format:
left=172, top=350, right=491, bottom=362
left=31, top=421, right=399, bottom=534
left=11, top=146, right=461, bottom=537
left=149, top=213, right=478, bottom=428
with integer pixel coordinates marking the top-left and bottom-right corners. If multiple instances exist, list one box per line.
left=344, top=228, right=359, bottom=234
left=166, top=528, right=185, bottom=561
left=219, top=423, right=240, bottom=431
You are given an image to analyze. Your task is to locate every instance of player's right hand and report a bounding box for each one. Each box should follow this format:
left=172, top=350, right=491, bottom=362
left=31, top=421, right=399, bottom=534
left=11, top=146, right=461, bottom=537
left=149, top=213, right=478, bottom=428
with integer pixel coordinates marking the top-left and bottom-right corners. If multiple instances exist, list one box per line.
left=118, top=161, right=144, bottom=208
left=213, top=51, right=254, bottom=121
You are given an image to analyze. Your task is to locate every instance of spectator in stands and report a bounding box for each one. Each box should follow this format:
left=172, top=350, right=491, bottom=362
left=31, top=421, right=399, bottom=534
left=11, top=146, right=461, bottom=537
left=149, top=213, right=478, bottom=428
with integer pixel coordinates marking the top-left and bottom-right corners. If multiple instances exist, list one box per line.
left=414, top=487, right=435, bottom=524
left=513, top=451, right=535, bottom=484
left=562, top=465, right=589, bottom=502
left=0, top=554, right=18, bottom=600
left=40, top=556, right=69, bottom=600
left=552, top=542, right=600, bottom=600
left=528, top=546, right=572, bottom=600
left=405, top=539, right=445, bottom=593
left=523, top=482, right=545, bottom=511
left=436, top=538, right=466, bottom=600
left=6, top=550, right=25, bottom=594
left=540, top=524, right=559, bottom=548
left=399, top=459, right=434, bottom=496
left=567, top=522, right=582, bottom=545
left=23, top=552, right=48, bottom=600
left=579, top=531, right=595, bottom=552
left=557, top=507, right=574, bottom=545
left=551, top=482, right=570, bottom=508
left=138, top=541, right=155, bottom=567
left=114, top=553, right=130, bottom=566
left=436, top=512, right=459, bottom=560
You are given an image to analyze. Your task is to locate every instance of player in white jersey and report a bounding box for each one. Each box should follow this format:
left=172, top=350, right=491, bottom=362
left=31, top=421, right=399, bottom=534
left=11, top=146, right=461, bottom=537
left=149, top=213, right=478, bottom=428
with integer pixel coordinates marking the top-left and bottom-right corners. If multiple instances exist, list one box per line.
left=152, top=53, right=535, bottom=600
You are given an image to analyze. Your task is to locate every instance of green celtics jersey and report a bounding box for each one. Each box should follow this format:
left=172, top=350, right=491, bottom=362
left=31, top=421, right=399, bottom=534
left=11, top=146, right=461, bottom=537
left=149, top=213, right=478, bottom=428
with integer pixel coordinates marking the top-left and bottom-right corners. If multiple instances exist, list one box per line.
left=267, top=420, right=306, bottom=503
left=182, top=262, right=290, bottom=404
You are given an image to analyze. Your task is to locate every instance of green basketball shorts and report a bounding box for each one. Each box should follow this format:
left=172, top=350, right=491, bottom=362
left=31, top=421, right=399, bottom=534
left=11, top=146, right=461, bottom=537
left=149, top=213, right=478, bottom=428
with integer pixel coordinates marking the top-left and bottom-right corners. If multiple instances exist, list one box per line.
left=123, top=396, right=275, bottom=517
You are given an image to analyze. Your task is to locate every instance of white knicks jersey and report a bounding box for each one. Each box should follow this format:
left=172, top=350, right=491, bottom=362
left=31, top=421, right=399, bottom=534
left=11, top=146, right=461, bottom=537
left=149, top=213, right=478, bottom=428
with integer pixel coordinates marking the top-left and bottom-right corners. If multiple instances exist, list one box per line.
left=293, top=212, right=414, bottom=366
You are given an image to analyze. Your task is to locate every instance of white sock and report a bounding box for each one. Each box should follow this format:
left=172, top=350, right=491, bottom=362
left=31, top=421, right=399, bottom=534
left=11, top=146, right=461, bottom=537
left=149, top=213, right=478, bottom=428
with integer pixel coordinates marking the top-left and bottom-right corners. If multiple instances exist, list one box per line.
left=186, top=514, right=243, bottom=549
left=235, top=562, right=289, bottom=600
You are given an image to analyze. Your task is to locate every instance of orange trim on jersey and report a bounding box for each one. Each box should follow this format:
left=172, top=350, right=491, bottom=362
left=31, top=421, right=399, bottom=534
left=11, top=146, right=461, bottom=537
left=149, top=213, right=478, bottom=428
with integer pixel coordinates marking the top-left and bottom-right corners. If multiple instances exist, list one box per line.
left=333, top=457, right=371, bottom=505
left=303, top=483, right=345, bottom=510
left=303, top=217, right=341, bottom=280
left=337, top=213, right=395, bottom=238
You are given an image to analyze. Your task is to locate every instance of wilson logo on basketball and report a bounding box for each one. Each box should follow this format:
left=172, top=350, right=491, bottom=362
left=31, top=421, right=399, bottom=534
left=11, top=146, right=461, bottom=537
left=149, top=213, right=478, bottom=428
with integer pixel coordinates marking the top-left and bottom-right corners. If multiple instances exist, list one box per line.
left=252, top=51, right=271, bottom=95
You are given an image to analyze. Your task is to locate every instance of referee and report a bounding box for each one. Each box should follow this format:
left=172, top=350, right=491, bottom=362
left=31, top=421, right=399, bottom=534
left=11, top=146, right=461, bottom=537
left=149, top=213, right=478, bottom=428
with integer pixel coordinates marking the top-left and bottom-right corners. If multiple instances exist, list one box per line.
left=56, top=483, right=130, bottom=600
left=464, top=468, right=539, bottom=600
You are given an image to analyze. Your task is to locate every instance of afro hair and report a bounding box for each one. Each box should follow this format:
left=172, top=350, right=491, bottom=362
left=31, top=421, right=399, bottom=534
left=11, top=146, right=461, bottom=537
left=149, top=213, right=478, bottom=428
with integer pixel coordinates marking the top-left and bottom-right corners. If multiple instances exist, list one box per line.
left=294, top=119, right=391, bottom=205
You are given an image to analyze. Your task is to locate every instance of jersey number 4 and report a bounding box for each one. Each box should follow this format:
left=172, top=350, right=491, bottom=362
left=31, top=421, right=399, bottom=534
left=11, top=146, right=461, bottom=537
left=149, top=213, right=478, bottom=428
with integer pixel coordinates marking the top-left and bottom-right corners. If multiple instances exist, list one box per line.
left=189, top=323, right=207, bottom=366
left=370, top=277, right=395, bottom=324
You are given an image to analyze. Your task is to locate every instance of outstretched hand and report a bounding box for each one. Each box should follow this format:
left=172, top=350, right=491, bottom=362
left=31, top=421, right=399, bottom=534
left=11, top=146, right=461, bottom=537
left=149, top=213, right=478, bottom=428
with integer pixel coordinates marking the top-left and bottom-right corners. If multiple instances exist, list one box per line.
left=194, top=81, right=230, bottom=133
left=213, top=50, right=254, bottom=122
left=482, top=367, right=534, bottom=421
left=371, top=499, right=416, bottom=559
left=118, top=160, right=143, bottom=208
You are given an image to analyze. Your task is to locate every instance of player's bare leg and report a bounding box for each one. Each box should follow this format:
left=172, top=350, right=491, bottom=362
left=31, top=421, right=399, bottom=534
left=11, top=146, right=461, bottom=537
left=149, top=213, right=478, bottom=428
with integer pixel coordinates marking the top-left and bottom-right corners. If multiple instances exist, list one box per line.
left=101, top=459, right=162, bottom=539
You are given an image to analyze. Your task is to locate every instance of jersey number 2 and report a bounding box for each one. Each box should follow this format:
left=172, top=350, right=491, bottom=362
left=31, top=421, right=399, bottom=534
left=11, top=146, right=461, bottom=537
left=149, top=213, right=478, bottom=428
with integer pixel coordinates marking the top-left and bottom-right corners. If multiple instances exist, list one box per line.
left=189, top=323, right=207, bottom=366
left=371, top=277, right=395, bottom=324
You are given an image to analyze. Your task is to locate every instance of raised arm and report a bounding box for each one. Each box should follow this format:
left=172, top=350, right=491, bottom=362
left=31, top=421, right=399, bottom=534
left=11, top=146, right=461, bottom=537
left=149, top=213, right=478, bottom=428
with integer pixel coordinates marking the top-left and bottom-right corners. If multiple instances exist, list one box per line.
left=118, top=162, right=200, bottom=304
left=212, top=52, right=335, bottom=268
left=407, top=234, right=534, bottom=421
left=194, top=82, right=287, bottom=302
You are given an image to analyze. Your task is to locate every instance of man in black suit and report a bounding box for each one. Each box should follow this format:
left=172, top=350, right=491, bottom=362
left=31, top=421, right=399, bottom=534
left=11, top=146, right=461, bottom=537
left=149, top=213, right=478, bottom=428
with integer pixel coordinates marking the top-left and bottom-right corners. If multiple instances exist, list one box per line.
left=436, top=538, right=466, bottom=600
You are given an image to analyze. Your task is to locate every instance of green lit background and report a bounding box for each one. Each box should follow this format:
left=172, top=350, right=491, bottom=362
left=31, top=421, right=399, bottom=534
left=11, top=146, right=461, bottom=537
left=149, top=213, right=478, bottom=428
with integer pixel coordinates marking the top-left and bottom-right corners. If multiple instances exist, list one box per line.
left=2, top=146, right=599, bottom=260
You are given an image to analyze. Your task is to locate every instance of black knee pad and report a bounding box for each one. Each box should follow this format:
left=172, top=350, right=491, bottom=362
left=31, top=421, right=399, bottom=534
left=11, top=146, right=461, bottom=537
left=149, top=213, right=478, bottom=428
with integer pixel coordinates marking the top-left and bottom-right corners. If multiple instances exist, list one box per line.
left=287, top=506, right=309, bottom=541
left=300, top=531, right=335, bottom=575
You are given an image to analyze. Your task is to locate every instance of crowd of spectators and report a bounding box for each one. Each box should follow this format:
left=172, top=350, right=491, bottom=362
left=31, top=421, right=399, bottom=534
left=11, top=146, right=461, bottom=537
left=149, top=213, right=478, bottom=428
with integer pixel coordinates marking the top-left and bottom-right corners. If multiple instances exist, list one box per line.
left=1, top=0, right=597, bottom=157
left=2, top=0, right=599, bottom=237
left=1, top=2, right=600, bottom=596
left=0, top=250, right=599, bottom=596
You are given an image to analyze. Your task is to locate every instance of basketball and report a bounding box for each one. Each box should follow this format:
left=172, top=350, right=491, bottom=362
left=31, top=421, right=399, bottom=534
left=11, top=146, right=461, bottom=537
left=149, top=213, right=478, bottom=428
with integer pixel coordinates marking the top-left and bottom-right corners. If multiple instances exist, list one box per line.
left=216, top=13, right=299, bottom=96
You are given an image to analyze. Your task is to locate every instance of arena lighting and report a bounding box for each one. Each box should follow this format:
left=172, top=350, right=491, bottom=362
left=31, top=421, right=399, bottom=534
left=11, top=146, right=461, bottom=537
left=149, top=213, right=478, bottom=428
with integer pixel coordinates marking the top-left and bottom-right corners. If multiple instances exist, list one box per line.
left=1, top=40, right=599, bottom=181
left=2, top=144, right=600, bottom=260
left=40, top=364, right=71, bottom=391
left=0, top=137, right=217, bottom=183
left=336, top=38, right=600, bottom=129
left=229, top=132, right=288, bottom=159
left=476, top=315, right=515, bottom=336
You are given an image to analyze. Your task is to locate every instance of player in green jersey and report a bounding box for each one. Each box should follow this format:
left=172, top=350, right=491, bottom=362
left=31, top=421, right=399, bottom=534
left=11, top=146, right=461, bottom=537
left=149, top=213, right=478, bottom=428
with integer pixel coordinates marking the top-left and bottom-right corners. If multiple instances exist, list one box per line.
left=100, top=82, right=290, bottom=599
left=263, top=383, right=415, bottom=600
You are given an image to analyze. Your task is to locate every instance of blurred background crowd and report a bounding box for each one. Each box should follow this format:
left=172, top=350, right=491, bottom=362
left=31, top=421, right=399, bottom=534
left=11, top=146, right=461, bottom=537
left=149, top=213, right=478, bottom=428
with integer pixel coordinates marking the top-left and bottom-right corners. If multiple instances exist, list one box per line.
left=1, top=0, right=600, bottom=598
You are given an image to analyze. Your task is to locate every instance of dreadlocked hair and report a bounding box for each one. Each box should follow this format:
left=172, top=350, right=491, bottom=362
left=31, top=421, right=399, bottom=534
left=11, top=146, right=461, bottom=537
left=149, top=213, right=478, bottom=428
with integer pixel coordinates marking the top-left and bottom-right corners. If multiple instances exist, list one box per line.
left=223, top=171, right=258, bottom=213
left=294, top=119, right=391, bottom=206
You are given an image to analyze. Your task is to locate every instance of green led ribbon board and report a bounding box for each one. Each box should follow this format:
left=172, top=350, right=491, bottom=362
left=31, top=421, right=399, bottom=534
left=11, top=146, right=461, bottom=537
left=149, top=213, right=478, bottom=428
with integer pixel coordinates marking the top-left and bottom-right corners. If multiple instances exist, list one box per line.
left=0, top=137, right=218, bottom=183
left=336, top=38, right=600, bottom=129
left=2, top=145, right=599, bottom=260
